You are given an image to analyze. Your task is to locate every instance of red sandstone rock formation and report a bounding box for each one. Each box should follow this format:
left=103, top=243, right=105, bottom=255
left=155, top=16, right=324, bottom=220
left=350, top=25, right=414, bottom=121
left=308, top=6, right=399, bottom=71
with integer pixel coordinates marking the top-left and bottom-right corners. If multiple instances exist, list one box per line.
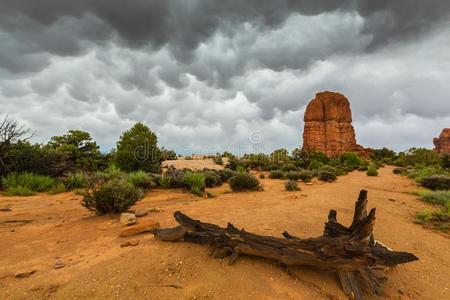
left=302, top=91, right=368, bottom=157
left=433, top=128, right=450, bottom=154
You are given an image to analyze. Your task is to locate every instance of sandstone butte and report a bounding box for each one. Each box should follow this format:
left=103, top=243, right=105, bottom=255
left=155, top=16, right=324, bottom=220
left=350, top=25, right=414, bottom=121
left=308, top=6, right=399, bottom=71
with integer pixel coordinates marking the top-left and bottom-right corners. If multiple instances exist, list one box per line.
left=433, top=128, right=450, bottom=154
left=302, top=91, right=369, bottom=157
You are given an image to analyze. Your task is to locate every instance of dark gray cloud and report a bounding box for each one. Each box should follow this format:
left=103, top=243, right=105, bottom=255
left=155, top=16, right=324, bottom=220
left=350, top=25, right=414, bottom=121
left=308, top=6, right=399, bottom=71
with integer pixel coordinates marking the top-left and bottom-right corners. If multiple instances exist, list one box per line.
left=0, top=1, right=449, bottom=153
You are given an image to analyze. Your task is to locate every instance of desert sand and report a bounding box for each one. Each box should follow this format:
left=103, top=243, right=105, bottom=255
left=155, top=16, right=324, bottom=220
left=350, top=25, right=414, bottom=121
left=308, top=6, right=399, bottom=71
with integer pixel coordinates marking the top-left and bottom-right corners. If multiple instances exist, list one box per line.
left=1, top=166, right=449, bottom=299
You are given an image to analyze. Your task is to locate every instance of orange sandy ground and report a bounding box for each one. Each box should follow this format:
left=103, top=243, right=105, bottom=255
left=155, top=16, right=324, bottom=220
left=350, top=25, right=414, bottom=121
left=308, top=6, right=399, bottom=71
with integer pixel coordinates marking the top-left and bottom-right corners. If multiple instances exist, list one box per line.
left=0, top=166, right=449, bottom=299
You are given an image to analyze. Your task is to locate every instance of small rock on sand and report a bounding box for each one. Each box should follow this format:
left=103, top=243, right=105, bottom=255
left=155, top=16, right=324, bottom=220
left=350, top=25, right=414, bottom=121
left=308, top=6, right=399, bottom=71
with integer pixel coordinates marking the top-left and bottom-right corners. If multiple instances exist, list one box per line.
left=120, top=239, right=140, bottom=247
left=15, top=270, right=36, bottom=278
left=134, top=209, right=148, bottom=217
left=120, top=213, right=136, bottom=225
left=0, top=208, right=12, bottom=212
left=148, top=207, right=162, bottom=212
left=119, top=219, right=160, bottom=237
left=54, top=260, right=65, bottom=269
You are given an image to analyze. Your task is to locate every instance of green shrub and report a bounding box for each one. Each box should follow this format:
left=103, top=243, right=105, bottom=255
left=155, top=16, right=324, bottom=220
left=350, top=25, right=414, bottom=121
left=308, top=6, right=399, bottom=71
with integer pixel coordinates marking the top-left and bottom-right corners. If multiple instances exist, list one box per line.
left=421, top=175, right=450, bottom=190
left=366, top=164, right=378, bottom=176
left=127, top=171, right=152, bottom=189
left=318, top=170, right=337, bottom=182
left=418, top=191, right=450, bottom=206
left=339, top=152, right=362, bottom=170
left=5, top=186, right=35, bottom=196
left=229, top=173, right=260, bottom=192
left=308, top=160, right=324, bottom=170
left=296, top=170, right=313, bottom=182
left=48, top=183, right=68, bottom=195
left=217, top=169, right=236, bottom=182
left=161, top=167, right=186, bottom=188
left=393, top=167, right=404, bottom=174
left=64, top=172, right=89, bottom=190
left=269, top=170, right=284, bottom=179
left=259, top=173, right=265, bottom=179
left=281, top=163, right=297, bottom=172
left=285, top=180, right=300, bottom=191
left=2, top=172, right=56, bottom=193
left=98, top=165, right=126, bottom=181
left=203, top=170, right=222, bottom=187
left=81, top=179, right=144, bottom=214
left=335, top=167, right=349, bottom=176
left=183, top=171, right=205, bottom=196
left=213, top=156, right=223, bottom=165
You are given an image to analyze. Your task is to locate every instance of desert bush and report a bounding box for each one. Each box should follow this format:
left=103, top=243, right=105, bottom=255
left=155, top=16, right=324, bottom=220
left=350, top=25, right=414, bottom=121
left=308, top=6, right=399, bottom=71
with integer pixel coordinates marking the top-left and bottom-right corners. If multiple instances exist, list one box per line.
left=48, top=183, right=68, bottom=195
left=339, top=152, right=362, bottom=170
left=183, top=171, right=205, bottom=196
left=229, top=173, right=260, bottom=192
left=2, top=172, right=56, bottom=195
left=269, top=170, right=283, bottom=179
left=285, top=180, right=300, bottom=191
left=161, top=167, right=186, bottom=188
left=442, top=154, right=450, bottom=169
left=216, top=169, right=236, bottom=182
left=213, top=156, right=223, bottom=165
left=64, top=172, right=89, bottom=190
left=366, top=164, right=378, bottom=176
left=127, top=171, right=152, bottom=189
left=281, top=163, right=297, bottom=172
left=284, top=171, right=305, bottom=181
left=420, top=175, right=450, bottom=190
left=418, top=190, right=450, bottom=206
left=98, top=165, right=126, bottom=181
left=259, top=173, right=265, bottom=179
left=5, top=186, right=35, bottom=196
left=393, top=167, right=404, bottom=174
left=203, top=170, right=222, bottom=187
left=318, top=169, right=337, bottom=182
left=296, top=170, right=313, bottom=182
left=81, top=179, right=144, bottom=214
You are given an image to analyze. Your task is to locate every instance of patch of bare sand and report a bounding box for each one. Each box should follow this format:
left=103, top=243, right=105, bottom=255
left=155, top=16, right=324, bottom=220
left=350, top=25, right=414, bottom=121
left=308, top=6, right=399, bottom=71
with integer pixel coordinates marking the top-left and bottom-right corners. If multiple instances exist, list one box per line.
left=0, top=166, right=449, bottom=299
left=162, top=159, right=226, bottom=170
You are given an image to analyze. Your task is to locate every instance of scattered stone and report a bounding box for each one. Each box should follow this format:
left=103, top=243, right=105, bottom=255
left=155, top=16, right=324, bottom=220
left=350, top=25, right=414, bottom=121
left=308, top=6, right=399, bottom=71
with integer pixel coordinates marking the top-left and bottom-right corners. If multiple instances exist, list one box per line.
left=305, top=182, right=313, bottom=185
left=302, top=91, right=370, bottom=157
left=301, top=194, right=308, bottom=197
left=388, top=198, right=396, bottom=202
left=148, top=207, right=162, bottom=212
left=134, top=209, right=148, bottom=217
left=120, top=239, right=140, bottom=247
left=120, top=213, right=136, bottom=225
left=54, top=260, right=65, bottom=269
left=119, top=219, right=160, bottom=237
left=433, top=128, right=450, bottom=154
left=0, top=208, right=11, bottom=212
left=15, top=270, right=36, bottom=278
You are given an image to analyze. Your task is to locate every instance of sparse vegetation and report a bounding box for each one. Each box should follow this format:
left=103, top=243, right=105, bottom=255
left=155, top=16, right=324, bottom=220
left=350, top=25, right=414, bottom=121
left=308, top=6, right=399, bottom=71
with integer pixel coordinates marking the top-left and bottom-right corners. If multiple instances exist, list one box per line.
left=269, top=170, right=283, bottom=179
left=2, top=172, right=56, bottom=195
left=318, top=170, right=337, bottom=182
left=420, top=175, right=450, bottom=190
left=285, top=180, right=300, bottom=191
left=415, top=191, right=450, bottom=232
left=183, top=171, right=206, bottom=196
left=366, top=164, right=378, bottom=176
left=81, top=179, right=144, bottom=214
left=229, top=173, right=260, bottom=192
left=64, top=172, right=89, bottom=190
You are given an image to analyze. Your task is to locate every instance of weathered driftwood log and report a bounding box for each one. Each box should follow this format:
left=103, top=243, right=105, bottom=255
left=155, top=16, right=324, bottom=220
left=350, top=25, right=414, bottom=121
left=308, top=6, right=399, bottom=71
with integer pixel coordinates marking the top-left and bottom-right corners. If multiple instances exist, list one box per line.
left=151, top=190, right=418, bottom=300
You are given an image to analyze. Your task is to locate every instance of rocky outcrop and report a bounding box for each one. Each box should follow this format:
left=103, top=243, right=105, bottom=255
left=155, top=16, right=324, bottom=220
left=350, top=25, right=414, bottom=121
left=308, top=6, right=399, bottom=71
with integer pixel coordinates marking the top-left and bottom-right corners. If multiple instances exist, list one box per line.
left=302, top=91, right=368, bottom=157
left=433, top=128, right=450, bottom=154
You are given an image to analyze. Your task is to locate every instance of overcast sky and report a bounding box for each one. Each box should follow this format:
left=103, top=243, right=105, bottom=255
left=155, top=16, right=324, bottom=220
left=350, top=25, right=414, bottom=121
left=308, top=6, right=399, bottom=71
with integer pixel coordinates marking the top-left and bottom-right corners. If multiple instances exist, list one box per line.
left=1, top=1, right=449, bottom=154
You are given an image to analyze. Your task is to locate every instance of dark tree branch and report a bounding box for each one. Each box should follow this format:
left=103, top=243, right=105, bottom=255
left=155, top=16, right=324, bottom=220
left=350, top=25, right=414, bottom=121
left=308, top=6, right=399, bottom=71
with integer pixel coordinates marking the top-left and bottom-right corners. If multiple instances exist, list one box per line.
left=151, top=190, right=418, bottom=299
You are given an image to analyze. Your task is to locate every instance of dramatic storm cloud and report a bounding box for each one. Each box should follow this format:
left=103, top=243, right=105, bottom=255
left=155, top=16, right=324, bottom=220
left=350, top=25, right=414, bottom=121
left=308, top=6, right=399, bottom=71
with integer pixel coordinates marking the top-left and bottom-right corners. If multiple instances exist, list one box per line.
left=1, top=0, right=449, bottom=154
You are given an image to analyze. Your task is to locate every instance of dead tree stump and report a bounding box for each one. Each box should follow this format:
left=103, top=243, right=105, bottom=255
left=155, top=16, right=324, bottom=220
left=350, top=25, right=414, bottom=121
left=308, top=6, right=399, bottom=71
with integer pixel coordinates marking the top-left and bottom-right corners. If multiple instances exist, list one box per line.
left=151, top=190, right=418, bottom=299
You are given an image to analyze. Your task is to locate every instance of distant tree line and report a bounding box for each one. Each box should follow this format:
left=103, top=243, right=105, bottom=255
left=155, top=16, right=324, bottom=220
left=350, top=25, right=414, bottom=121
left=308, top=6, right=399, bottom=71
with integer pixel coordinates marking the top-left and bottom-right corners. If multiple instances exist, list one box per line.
left=0, top=115, right=177, bottom=180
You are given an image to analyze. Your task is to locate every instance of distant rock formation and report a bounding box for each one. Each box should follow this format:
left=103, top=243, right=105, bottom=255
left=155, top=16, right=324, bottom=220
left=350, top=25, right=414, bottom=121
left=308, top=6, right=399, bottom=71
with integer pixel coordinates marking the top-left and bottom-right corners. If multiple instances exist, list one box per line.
left=302, top=91, right=369, bottom=157
left=433, top=128, right=450, bottom=154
